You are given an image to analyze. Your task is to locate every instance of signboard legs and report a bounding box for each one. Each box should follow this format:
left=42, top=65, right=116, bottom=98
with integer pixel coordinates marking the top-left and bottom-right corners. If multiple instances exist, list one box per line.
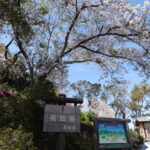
left=56, top=133, right=66, bottom=150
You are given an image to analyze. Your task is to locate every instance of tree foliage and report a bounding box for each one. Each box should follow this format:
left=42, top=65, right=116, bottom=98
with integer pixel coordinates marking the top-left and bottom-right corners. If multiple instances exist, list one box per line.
left=0, top=0, right=150, bottom=85
left=102, top=78, right=130, bottom=118
left=0, top=0, right=150, bottom=149
left=71, top=80, right=101, bottom=99
left=0, top=127, right=36, bottom=150
left=129, top=82, right=150, bottom=118
left=80, top=111, right=94, bottom=125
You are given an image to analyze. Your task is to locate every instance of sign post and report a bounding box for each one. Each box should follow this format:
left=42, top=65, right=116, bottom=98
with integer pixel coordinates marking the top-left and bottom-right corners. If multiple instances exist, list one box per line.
left=43, top=95, right=83, bottom=150
left=56, top=133, right=66, bottom=150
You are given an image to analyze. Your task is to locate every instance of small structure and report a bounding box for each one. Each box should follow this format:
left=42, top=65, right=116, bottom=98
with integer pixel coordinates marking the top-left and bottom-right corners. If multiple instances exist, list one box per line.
left=135, top=116, right=150, bottom=141
left=43, top=95, right=83, bottom=150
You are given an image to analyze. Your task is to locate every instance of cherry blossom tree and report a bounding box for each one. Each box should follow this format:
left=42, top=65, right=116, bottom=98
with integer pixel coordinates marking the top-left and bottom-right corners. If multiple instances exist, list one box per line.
left=88, top=99, right=115, bottom=118
left=0, top=0, right=150, bottom=84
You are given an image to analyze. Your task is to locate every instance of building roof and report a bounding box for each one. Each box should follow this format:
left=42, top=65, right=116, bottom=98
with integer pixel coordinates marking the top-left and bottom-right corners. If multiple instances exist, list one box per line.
left=136, top=116, right=150, bottom=122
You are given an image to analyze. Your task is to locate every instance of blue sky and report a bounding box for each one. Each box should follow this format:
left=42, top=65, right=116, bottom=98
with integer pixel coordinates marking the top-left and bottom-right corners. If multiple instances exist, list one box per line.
left=68, top=0, right=150, bottom=92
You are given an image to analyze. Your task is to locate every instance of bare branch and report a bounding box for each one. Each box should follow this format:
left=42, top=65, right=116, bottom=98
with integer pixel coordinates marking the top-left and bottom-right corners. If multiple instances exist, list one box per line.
left=15, top=34, right=34, bottom=82
left=5, top=38, right=14, bottom=59
left=62, top=3, right=86, bottom=53
left=79, top=45, right=147, bottom=69
left=63, top=59, right=93, bottom=64
left=12, top=51, right=21, bottom=63
left=75, top=0, right=78, bottom=12
left=83, top=4, right=100, bottom=8
left=5, top=38, right=14, bottom=49
left=99, top=25, right=103, bottom=34
left=64, top=26, right=138, bottom=55
left=116, top=33, right=149, bottom=56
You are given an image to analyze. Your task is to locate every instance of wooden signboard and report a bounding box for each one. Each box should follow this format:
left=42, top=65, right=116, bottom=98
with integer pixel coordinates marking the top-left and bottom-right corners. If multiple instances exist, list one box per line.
left=91, top=117, right=133, bottom=150
left=43, top=105, right=80, bottom=132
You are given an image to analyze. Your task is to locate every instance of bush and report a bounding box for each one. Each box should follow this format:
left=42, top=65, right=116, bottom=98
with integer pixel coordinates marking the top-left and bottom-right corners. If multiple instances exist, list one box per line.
left=130, top=129, right=144, bottom=147
left=0, top=97, right=43, bottom=133
left=66, top=133, right=92, bottom=150
left=0, top=127, right=36, bottom=150
left=80, top=112, right=94, bottom=125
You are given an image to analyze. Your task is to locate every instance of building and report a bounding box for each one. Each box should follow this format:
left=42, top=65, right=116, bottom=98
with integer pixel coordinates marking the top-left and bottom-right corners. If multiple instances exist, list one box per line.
left=135, top=116, right=150, bottom=141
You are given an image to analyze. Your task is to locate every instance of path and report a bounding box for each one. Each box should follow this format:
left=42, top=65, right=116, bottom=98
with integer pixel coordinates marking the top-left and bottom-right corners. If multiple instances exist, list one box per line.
left=137, top=142, right=150, bottom=150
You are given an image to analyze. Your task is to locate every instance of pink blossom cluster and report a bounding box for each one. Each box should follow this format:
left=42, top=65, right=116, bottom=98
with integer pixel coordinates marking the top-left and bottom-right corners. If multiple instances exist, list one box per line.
left=0, top=90, right=17, bottom=98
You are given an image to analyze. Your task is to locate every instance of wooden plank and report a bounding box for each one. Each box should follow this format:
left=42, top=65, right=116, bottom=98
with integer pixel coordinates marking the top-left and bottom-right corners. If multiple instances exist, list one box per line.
left=91, top=117, right=131, bottom=123
left=44, top=96, right=83, bottom=104
left=43, top=105, right=80, bottom=132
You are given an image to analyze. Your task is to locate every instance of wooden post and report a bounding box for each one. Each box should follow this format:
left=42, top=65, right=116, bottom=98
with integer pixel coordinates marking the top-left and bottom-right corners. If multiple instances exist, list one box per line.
left=56, top=94, right=66, bottom=150
left=56, top=133, right=66, bottom=150
left=43, top=94, right=83, bottom=150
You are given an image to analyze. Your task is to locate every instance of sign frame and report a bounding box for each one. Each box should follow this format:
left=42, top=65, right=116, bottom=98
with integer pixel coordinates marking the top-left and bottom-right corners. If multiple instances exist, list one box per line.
left=91, top=117, right=133, bottom=150
left=43, top=104, right=80, bottom=133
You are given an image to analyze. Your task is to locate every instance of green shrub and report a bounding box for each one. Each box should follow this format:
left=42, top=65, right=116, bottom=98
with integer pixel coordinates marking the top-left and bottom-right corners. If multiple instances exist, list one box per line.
left=130, top=129, right=144, bottom=144
left=21, top=79, right=56, bottom=100
left=80, top=112, right=94, bottom=125
left=0, top=127, right=36, bottom=150
left=0, top=97, right=43, bottom=133
left=138, top=135, right=144, bottom=143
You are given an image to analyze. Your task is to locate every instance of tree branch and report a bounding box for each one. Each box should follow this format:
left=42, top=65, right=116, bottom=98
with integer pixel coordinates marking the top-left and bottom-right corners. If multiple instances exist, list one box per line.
left=99, top=25, right=103, bottom=34
left=117, top=33, right=149, bottom=56
left=62, top=3, right=86, bottom=53
left=15, top=34, right=34, bottom=82
left=12, top=51, right=21, bottom=63
left=79, top=45, right=147, bottom=69
left=64, top=26, right=138, bottom=55
left=40, top=26, right=141, bottom=80
left=5, top=38, right=14, bottom=59
left=75, top=0, right=78, bottom=12
left=63, top=59, right=93, bottom=64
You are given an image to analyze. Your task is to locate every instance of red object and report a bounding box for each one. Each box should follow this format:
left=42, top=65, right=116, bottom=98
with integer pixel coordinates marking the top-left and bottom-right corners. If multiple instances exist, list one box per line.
left=7, top=92, right=17, bottom=98
left=104, top=123, right=120, bottom=128
left=0, top=90, right=17, bottom=98
left=0, top=90, right=5, bottom=96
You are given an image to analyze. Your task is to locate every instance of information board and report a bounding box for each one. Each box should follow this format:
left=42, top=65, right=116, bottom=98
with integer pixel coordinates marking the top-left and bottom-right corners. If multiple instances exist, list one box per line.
left=91, top=117, right=133, bottom=150
left=43, top=105, right=80, bottom=132
left=98, top=122, right=127, bottom=144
